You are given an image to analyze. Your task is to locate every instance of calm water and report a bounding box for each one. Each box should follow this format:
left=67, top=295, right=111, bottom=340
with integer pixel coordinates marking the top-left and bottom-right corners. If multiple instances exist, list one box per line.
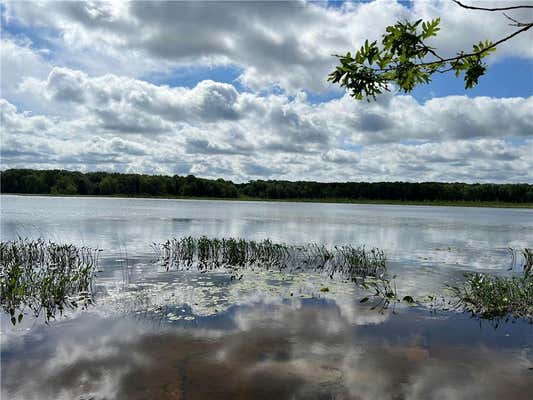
left=1, top=195, right=533, bottom=399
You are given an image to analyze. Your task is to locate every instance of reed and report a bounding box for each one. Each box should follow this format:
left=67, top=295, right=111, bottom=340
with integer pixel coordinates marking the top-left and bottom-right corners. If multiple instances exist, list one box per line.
left=0, top=238, right=100, bottom=324
left=153, top=236, right=386, bottom=281
left=448, top=248, right=533, bottom=320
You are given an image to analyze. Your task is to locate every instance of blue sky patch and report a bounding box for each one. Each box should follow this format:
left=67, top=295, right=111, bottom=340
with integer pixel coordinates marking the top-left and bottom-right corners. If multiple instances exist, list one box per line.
left=412, top=57, right=533, bottom=101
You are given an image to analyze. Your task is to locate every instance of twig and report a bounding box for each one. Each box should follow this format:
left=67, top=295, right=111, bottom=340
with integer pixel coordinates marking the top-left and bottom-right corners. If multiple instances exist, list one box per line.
left=453, top=0, right=533, bottom=11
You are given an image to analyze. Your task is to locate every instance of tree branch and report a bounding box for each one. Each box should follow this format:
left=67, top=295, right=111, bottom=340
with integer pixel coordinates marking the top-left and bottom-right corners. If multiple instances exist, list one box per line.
left=503, top=12, right=533, bottom=27
left=334, top=19, right=532, bottom=74
left=416, top=22, right=532, bottom=67
left=330, top=8, right=533, bottom=99
left=419, top=40, right=445, bottom=61
left=453, top=0, right=533, bottom=11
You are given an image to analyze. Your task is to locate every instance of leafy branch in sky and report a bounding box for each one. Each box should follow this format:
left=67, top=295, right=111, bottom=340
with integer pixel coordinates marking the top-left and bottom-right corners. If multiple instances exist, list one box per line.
left=328, top=1, right=533, bottom=100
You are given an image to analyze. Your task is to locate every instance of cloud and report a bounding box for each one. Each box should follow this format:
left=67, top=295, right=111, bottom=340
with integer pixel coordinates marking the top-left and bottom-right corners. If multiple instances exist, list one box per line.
left=318, top=94, right=533, bottom=144
left=3, top=60, right=532, bottom=182
left=1, top=1, right=532, bottom=183
left=17, top=68, right=336, bottom=154
left=2, top=94, right=532, bottom=183
left=23, top=67, right=242, bottom=129
left=0, top=38, right=52, bottom=112
left=321, top=150, right=360, bottom=164
left=5, top=1, right=531, bottom=93
left=185, top=138, right=249, bottom=156
left=242, top=161, right=286, bottom=177
left=0, top=99, right=52, bottom=134
left=45, top=67, right=87, bottom=103
left=20, top=67, right=532, bottom=144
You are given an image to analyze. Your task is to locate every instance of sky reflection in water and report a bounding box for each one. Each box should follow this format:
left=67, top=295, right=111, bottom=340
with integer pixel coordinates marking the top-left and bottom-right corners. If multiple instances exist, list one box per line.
left=1, top=195, right=533, bottom=399
left=2, top=300, right=533, bottom=400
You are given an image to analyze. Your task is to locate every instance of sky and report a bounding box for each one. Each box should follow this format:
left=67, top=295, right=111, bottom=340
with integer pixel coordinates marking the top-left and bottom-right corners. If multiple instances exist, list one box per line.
left=1, top=0, right=532, bottom=183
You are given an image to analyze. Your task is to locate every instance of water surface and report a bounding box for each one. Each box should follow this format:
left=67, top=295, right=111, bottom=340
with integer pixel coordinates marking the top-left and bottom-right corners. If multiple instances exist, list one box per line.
left=1, top=195, right=532, bottom=399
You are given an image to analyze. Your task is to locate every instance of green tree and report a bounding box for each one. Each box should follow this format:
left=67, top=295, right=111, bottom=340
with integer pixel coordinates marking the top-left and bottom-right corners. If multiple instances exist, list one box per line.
left=51, top=176, right=77, bottom=195
left=329, top=1, right=533, bottom=100
left=98, top=176, right=118, bottom=195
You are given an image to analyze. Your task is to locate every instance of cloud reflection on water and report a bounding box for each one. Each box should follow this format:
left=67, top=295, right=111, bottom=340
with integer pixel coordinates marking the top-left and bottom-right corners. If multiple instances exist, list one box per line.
left=2, top=196, right=533, bottom=399
left=2, top=299, right=532, bottom=400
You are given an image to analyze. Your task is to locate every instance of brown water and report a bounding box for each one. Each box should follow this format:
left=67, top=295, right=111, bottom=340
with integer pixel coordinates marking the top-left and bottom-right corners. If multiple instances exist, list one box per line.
left=1, top=195, right=533, bottom=399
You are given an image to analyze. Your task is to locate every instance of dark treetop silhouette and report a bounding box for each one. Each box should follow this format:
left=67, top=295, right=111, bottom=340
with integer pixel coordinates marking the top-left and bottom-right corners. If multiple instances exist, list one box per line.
left=1, top=169, right=532, bottom=204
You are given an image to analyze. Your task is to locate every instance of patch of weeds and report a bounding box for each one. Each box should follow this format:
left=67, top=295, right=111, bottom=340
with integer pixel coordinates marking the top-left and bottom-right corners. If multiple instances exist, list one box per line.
left=0, top=238, right=100, bottom=324
left=154, top=236, right=416, bottom=314
left=448, top=249, right=533, bottom=320
left=153, top=236, right=386, bottom=280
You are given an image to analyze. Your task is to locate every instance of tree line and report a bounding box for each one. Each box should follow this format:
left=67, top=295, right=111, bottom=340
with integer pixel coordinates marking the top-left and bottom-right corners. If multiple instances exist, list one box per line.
left=1, top=169, right=532, bottom=203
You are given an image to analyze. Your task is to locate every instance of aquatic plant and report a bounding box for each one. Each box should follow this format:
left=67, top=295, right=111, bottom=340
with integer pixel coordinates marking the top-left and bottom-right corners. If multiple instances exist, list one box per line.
left=522, top=248, right=532, bottom=276
left=0, top=238, right=100, bottom=325
left=448, top=248, right=533, bottom=320
left=360, top=275, right=415, bottom=312
left=152, top=236, right=414, bottom=312
left=153, top=236, right=386, bottom=281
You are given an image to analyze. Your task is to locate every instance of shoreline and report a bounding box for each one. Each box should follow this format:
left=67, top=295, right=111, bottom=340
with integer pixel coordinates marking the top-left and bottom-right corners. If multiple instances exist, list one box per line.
left=2, top=193, right=532, bottom=209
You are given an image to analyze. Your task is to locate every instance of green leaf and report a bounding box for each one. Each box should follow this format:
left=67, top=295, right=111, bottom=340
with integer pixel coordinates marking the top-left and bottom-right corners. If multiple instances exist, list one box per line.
left=421, top=18, right=440, bottom=39
left=403, top=296, right=415, bottom=304
left=464, top=60, right=487, bottom=89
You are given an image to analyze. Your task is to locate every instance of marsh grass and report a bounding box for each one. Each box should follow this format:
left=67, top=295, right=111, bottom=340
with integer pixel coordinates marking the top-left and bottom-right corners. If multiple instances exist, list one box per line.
left=7, top=236, right=529, bottom=326
left=448, top=248, right=533, bottom=320
left=0, top=238, right=100, bottom=324
left=153, top=236, right=416, bottom=312
left=153, top=236, right=386, bottom=281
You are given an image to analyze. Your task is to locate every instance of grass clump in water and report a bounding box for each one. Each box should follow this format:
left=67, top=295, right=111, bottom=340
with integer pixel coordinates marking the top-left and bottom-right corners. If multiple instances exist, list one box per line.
left=152, top=236, right=417, bottom=311
left=0, top=238, right=100, bottom=325
left=449, top=249, right=533, bottom=320
left=154, top=236, right=386, bottom=281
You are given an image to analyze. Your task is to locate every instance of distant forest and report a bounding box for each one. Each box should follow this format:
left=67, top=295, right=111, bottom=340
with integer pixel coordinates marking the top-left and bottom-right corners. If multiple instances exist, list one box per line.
left=1, top=169, right=532, bottom=203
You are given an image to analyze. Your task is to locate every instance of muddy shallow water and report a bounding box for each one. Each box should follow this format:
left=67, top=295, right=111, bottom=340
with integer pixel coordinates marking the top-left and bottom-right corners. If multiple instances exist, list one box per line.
left=1, top=195, right=533, bottom=399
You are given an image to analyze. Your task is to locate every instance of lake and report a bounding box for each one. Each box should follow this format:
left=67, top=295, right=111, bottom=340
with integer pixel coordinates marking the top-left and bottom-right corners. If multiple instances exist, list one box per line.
left=1, top=195, right=533, bottom=399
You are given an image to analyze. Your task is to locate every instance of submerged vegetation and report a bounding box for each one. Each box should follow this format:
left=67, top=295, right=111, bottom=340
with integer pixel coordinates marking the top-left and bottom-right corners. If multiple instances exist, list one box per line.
left=153, top=236, right=386, bottom=281
left=0, top=239, right=100, bottom=324
left=448, top=249, right=533, bottom=320
left=360, top=276, right=415, bottom=311
left=1, top=235, right=532, bottom=325
left=154, top=238, right=533, bottom=318
left=153, top=236, right=414, bottom=311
